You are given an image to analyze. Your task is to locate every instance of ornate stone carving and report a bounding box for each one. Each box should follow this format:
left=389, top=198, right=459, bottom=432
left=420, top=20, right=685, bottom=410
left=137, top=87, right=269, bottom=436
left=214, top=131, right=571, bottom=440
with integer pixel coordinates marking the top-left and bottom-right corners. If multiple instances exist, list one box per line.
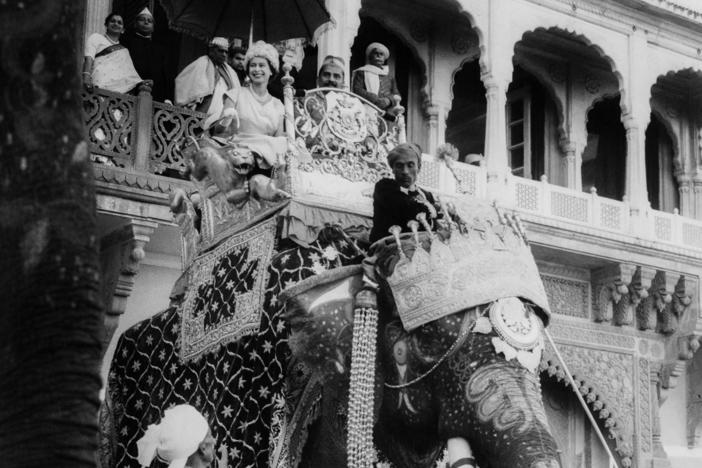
left=584, top=74, right=601, bottom=94
left=548, top=62, right=567, bottom=84
left=450, top=29, right=474, bottom=55
left=99, top=219, right=157, bottom=355
left=592, top=264, right=650, bottom=326
left=541, top=275, right=589, bottom=318
left=409, top=19, right=430, bottom=43
left=638, top=358, right=653, bottom=454
left=637, top=270, right=669, bottom=331
left=660, top=335, right=701, bottom=396
left=548, top=320, right=637, bottom=349
left=541, top=343, right=635, bottom=465
left=653, top=273, right=692, bottom=335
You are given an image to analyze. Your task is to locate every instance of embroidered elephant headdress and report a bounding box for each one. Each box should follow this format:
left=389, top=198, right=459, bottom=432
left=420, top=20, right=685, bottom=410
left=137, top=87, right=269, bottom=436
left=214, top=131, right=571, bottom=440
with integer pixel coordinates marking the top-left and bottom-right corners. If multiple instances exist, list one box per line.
left=371, top=198, right=551, bottom=330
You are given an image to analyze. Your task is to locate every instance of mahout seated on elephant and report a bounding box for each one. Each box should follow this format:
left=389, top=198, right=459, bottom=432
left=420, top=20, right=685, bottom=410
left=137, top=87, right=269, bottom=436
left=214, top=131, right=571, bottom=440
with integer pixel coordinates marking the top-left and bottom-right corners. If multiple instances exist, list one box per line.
left=279, top=143, right=562, bottom=468
left=136, top=404, right=216, bottom=468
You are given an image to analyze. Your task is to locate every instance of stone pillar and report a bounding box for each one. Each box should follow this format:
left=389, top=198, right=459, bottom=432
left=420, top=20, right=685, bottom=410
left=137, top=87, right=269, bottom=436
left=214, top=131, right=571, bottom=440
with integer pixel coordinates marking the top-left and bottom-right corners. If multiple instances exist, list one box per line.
left=99, top=219, right=157, bottom=357
left=481, top=0, right=512, bottom=201
left=84, top=0, right=112, bottom=44
left=623, top=27, right=651, bottom=214
left=648, top=364, right=671, bottom=467
left=424, top=101, right=451, bottom=155
left=694, top=178, right=702, bottom=220
left=483, top=74, right=510, bottom=198
left=678, top=175, right=693, bottom=218
left=317, top=0, right=362, bottom=89
left=559, top=137, right=582, bottom=191
left=622, top=113, right=650, bottom=213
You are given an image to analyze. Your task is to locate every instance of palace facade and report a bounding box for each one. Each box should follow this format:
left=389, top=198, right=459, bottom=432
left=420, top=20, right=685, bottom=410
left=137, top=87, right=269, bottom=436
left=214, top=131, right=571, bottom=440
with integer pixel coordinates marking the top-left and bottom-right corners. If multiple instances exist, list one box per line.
left=87, top=1, right=702, bottom=466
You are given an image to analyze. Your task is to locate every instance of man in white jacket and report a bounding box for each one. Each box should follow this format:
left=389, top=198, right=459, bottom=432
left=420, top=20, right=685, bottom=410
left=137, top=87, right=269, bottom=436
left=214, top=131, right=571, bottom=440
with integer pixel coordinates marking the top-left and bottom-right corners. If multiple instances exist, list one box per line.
left=175, top=37, right=240, bottom=129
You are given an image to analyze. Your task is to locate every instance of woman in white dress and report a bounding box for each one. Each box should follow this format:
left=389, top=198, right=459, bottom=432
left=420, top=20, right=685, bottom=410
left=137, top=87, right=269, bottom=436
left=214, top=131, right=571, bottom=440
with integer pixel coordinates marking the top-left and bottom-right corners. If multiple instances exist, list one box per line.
left=82, top=13, right=142, bottom=94
left=212, top=41, right=287, bottom=169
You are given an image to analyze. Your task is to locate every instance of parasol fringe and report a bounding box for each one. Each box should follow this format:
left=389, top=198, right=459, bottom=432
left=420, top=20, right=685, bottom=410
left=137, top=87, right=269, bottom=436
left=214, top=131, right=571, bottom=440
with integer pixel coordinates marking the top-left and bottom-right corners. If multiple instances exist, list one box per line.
left=311, top=16, right=336, bottom=47
left=165, top=21, right=212, bottom=42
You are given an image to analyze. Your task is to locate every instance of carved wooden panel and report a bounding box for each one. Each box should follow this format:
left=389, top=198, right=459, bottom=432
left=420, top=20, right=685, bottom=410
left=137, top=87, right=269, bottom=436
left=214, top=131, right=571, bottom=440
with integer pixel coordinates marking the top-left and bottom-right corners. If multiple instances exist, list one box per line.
left=82, top=88, right=136, bottom=166
left=150, top=101, right=205, bottom=175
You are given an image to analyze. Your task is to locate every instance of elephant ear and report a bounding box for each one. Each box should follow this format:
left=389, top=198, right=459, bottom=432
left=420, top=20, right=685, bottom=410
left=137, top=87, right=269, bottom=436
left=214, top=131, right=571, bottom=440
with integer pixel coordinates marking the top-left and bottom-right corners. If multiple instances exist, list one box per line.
left=282, top=266, right=363, bottom=381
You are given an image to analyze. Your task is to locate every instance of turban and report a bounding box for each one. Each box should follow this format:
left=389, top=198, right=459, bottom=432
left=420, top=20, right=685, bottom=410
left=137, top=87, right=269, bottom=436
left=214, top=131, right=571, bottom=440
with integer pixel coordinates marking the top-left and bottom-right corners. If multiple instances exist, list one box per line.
left=245, top=40, right=280, bottom=74
left=319, top=55, right=345, bottom=73
left=137, top=7, right=152, bottom=18
left=387, top=143, right=422, bottom=168
left=210, top=37, right=229, bottom=49
left=137, top=404, right=210, bottom=468
left=365, top=42, right=390, bottom=62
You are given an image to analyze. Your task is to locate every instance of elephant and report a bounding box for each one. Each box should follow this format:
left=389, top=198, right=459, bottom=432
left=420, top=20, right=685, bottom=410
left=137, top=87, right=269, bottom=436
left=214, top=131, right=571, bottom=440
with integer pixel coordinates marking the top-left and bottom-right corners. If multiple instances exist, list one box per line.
left=277, top=198, right=563, bottom=468
left=100, top=223, right=367, bottom=468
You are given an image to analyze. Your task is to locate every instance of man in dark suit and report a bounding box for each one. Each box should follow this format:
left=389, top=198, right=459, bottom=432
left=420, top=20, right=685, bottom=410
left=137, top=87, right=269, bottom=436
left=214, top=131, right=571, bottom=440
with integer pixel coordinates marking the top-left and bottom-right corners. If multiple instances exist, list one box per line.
left=369, top=143, right=439, bottom=243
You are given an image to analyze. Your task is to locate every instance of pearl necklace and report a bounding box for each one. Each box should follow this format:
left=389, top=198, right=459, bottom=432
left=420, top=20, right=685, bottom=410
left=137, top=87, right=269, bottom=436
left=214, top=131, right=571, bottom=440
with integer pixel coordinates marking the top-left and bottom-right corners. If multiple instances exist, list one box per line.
left=250, top=89, right=271, bottom=104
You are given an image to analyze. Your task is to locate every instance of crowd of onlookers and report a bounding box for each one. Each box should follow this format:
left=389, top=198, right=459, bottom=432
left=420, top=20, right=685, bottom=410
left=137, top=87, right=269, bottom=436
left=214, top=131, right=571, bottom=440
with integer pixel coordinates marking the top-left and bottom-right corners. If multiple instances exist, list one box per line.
left=83, top=8, right=404, bottom=136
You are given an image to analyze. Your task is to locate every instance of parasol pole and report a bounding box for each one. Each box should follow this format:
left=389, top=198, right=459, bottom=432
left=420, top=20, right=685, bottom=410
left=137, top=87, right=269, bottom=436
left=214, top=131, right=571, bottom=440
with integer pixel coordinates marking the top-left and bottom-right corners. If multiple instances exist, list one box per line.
left=249, top=1, right=254, bottom=45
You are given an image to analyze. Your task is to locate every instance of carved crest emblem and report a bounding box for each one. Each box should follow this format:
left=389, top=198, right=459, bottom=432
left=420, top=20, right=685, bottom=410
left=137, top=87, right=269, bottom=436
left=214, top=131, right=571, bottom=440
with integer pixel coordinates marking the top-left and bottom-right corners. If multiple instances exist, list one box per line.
left=325, top=91, right=368, bottom=143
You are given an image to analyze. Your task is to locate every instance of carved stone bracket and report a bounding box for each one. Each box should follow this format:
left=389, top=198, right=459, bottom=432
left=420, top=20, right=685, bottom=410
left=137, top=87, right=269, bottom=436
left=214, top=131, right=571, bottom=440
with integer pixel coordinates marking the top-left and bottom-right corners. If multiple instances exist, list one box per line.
left=592, top=263, right=650, bottom=326
left=637, top=270, right=671, bottom=331
left=655, top=273, right=692, bottom=335
left=99, top=219, right=157, bottom=355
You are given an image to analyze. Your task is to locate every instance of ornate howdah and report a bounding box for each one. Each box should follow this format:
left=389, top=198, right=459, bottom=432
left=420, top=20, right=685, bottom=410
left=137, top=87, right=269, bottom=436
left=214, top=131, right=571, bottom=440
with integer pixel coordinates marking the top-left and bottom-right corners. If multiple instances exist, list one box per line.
left=293, top=88, right=400, bottom=183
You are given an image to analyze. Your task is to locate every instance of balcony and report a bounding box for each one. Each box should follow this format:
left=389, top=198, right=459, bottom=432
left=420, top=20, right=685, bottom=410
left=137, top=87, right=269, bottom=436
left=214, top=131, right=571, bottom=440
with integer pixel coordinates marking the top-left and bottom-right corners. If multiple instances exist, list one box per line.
left=83, top=87, right=199, bottom=223
left=83, top=86, right=702, bottom=260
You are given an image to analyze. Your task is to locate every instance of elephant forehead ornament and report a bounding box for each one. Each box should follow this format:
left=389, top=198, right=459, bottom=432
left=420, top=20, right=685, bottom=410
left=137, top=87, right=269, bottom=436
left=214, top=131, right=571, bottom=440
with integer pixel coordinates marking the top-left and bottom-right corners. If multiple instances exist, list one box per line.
left=372, top=198, right=551, bottom=332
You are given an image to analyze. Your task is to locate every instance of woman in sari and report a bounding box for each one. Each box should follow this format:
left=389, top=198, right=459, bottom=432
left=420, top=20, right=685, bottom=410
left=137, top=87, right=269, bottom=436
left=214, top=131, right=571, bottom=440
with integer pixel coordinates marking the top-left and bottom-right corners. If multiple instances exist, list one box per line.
left=211, top=41, right=288, bottom=170
left=82, top=13, right=142, bottom=94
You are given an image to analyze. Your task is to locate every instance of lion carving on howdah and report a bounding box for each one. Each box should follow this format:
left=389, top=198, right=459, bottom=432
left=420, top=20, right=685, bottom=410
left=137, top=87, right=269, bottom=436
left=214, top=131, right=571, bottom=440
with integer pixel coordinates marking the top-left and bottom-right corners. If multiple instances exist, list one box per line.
left=100, top=88, right=561, bottom=468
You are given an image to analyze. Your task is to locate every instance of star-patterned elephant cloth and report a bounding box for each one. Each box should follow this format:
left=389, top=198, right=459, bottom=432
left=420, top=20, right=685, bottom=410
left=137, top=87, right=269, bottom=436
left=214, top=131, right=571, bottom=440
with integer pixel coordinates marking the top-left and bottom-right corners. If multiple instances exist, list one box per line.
left=99, top=226, right=363, bottom=468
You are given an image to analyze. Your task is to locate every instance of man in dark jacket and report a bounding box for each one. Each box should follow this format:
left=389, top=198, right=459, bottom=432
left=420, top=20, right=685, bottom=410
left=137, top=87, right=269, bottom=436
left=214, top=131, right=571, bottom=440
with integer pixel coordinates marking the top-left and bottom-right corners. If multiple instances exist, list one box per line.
left=121, top=8, right=169, bottom=101
left=369, top=143, right=439, bottom=243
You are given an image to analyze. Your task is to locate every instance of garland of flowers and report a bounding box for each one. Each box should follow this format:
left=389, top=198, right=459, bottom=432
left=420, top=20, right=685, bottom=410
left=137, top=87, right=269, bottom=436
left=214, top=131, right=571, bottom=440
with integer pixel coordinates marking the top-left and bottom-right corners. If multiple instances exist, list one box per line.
left=435, top=143, right=468, bottom=193
left=346, top=303, right=379, bottom=468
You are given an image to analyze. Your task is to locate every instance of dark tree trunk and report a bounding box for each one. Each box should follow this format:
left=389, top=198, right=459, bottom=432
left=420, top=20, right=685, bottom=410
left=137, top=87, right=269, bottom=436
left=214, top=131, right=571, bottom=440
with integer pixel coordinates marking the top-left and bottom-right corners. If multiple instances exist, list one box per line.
left=0, top=1, right=104, bottom=467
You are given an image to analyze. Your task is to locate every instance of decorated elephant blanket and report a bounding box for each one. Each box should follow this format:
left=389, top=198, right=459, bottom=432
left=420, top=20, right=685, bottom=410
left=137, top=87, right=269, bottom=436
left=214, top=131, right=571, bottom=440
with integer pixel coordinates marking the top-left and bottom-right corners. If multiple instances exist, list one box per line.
left=100, top=225, right=363, bottom=468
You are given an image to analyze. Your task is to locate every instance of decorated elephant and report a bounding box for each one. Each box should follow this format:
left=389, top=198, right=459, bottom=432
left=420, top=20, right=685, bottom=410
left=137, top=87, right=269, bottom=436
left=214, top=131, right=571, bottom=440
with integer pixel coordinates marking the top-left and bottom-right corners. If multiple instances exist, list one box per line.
left=102, top=87, right=561, bottom=468
left=100, top=135, right=372, bottom=468
left=275, top=197, right=562, bottom=468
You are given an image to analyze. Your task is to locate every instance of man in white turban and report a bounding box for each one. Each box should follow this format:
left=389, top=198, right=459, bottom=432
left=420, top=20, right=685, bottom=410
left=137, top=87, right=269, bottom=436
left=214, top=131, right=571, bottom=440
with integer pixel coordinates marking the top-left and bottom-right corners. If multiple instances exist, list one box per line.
left=175, top=37, right=240, bottom=128
left=352, top=42, right=401, bottom=118
left=317, top=55, right=345, bottom=89
left=137, top=404, right=216, bottom=468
